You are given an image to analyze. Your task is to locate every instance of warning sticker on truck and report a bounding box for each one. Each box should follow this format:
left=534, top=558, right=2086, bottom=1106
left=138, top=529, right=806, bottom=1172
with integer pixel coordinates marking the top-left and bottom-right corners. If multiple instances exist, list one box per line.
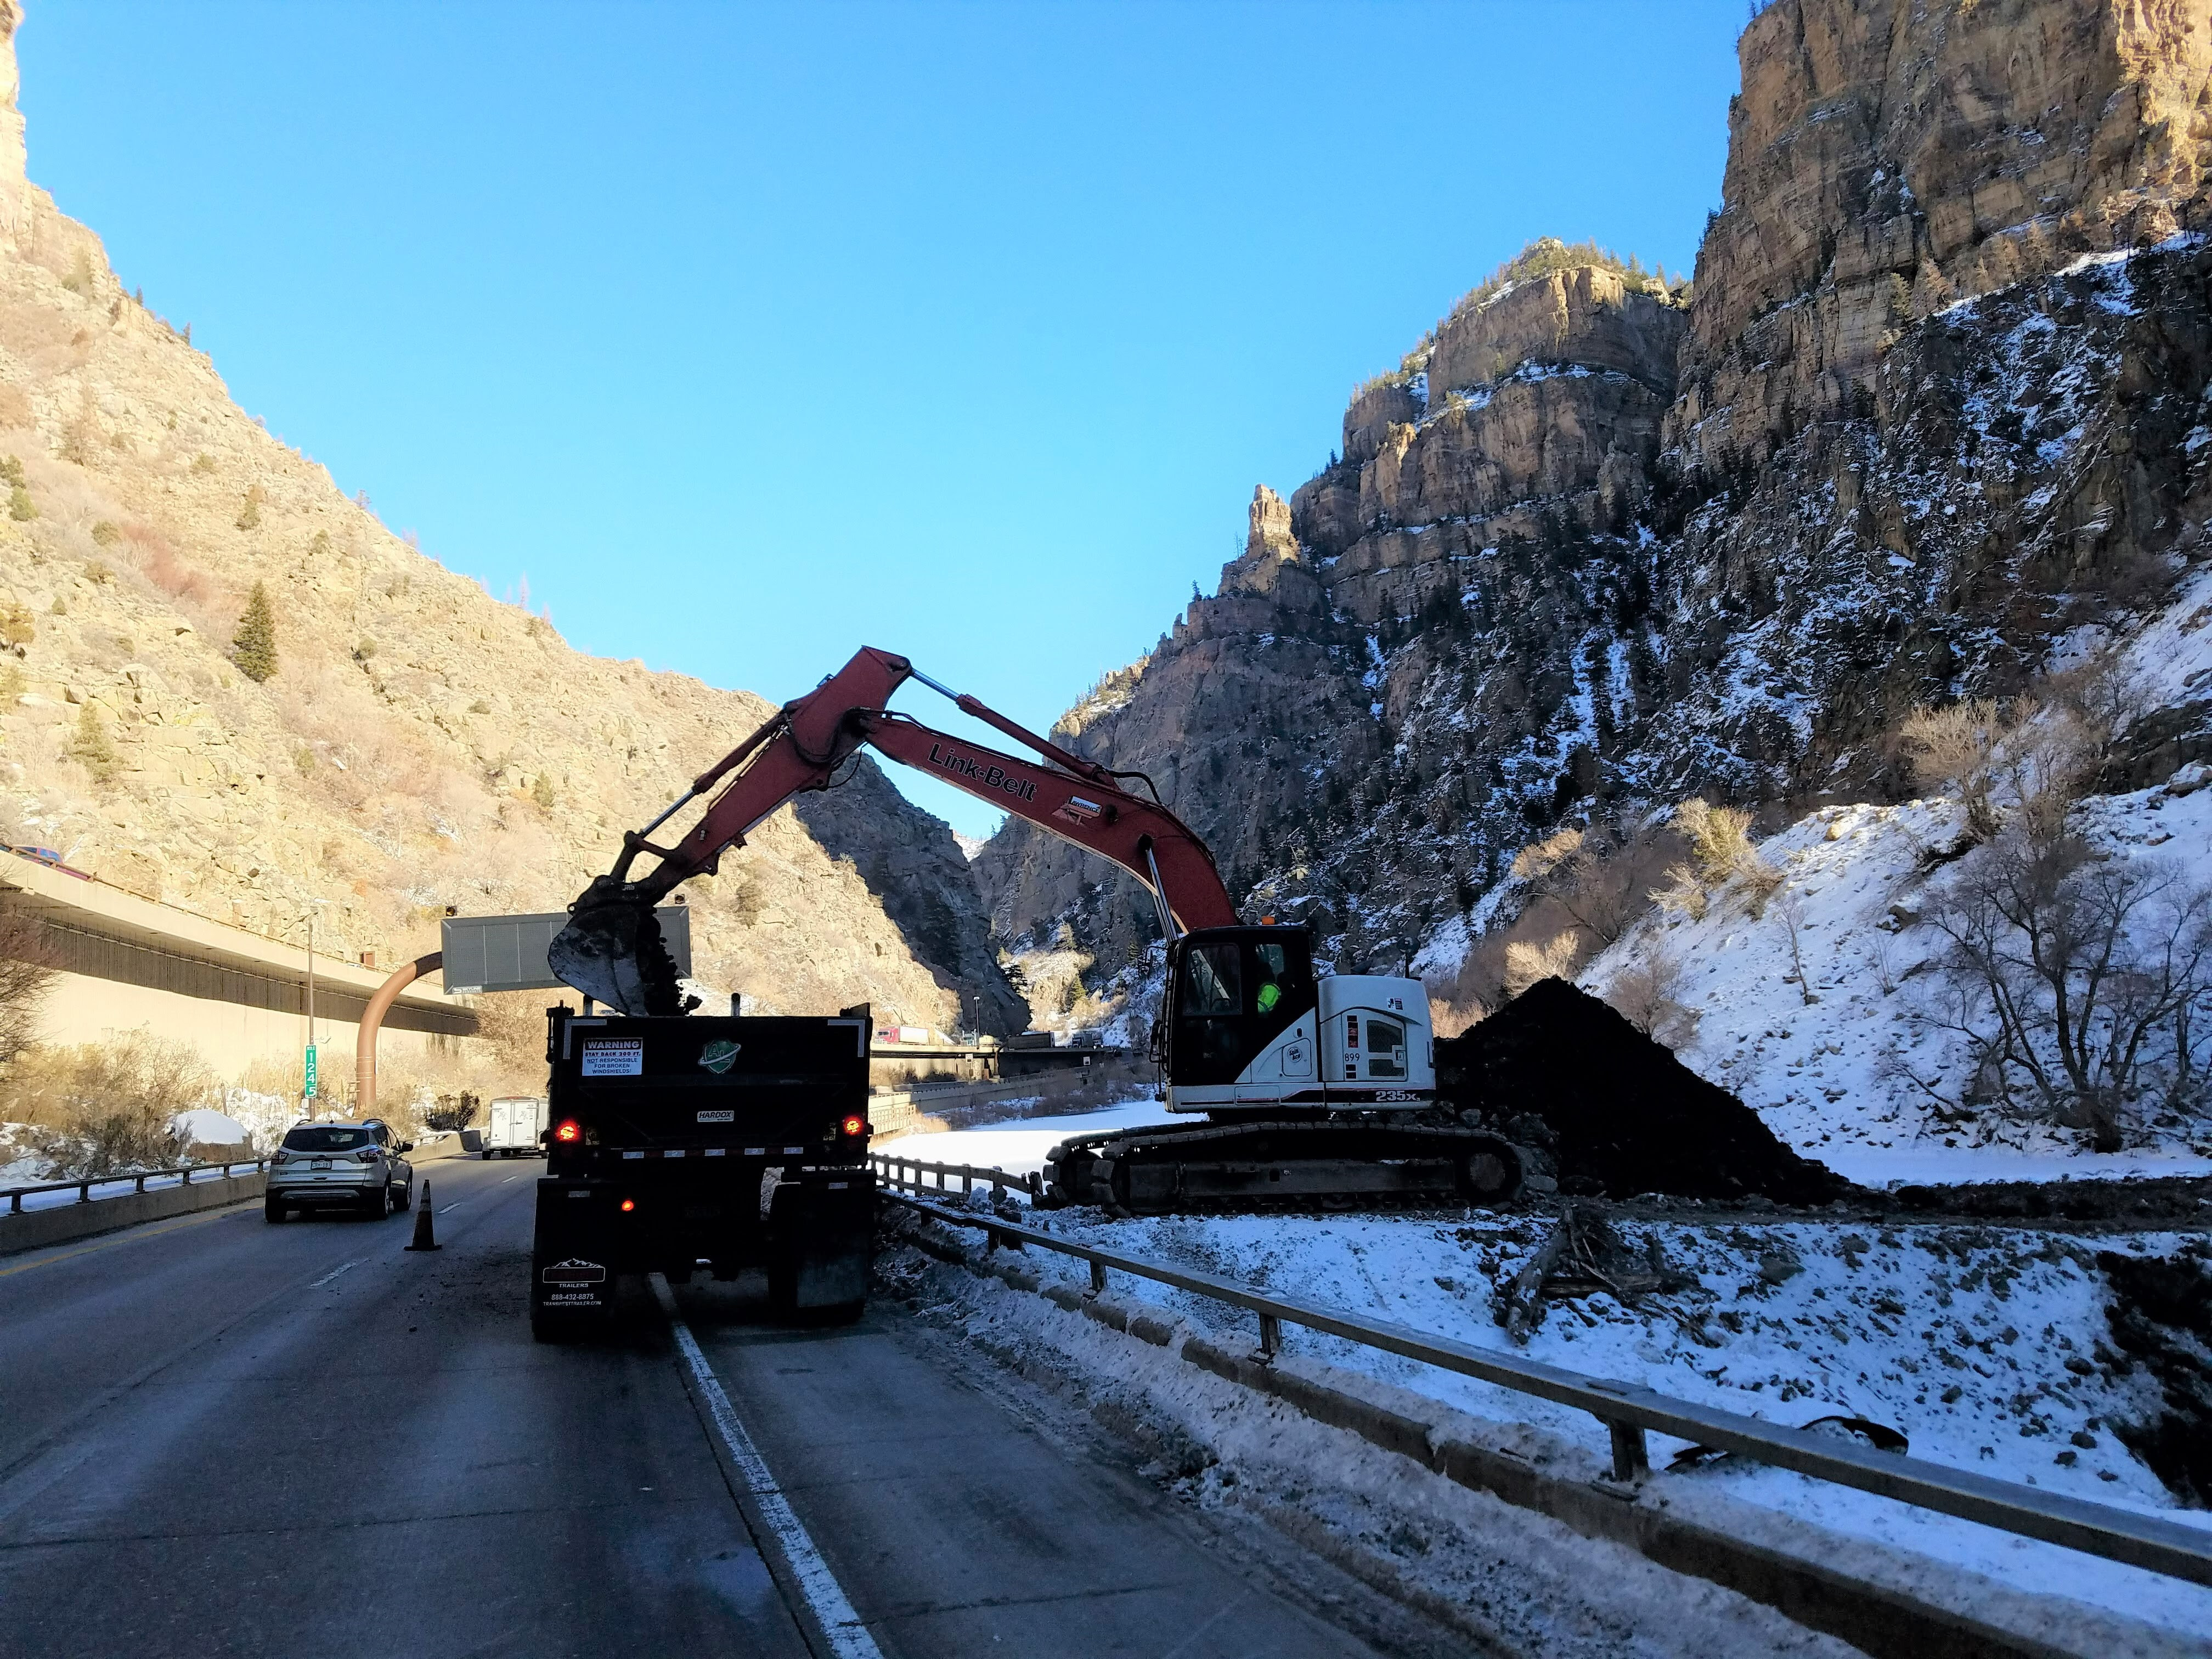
left=579, top=1041, right=643, bottom=1077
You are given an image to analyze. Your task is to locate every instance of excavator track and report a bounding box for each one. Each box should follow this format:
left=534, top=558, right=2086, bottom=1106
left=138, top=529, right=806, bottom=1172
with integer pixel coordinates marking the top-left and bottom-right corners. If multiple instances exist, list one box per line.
left=1042, top=1119, right=1525, bottom=1216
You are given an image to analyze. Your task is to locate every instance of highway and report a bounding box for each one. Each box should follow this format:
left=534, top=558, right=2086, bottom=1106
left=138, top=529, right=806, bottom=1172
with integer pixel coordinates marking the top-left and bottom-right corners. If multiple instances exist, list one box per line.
left=0, top=1155, right=1423, bottom=1659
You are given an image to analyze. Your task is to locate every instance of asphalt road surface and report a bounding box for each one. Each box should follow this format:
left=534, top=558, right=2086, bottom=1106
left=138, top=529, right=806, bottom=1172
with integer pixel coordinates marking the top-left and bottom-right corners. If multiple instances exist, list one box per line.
left=0, top=1155, right=1413, bottom=1659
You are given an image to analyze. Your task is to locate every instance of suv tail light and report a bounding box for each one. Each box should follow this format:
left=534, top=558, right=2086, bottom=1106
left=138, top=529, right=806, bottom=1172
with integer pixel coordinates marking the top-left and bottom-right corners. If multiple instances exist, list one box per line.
left=554, top=1119, right=582, bottom=1144
left=353, top=1149, right=379, bottom=1164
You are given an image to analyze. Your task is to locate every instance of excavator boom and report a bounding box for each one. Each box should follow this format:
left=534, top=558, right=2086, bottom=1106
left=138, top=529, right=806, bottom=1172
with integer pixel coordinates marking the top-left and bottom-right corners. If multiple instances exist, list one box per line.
left=548, top=648, right=1234, bottom=1015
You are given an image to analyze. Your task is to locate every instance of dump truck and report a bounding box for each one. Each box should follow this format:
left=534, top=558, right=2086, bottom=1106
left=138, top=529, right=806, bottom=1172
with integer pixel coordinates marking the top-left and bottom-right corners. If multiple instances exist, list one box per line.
left=529, top=1003, right=875, bottom=1340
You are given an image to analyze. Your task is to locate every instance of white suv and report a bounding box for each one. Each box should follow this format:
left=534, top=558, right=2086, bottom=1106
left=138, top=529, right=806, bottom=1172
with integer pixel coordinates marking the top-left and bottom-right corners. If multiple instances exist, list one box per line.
left=266, top=1120, right=414, bottom=1222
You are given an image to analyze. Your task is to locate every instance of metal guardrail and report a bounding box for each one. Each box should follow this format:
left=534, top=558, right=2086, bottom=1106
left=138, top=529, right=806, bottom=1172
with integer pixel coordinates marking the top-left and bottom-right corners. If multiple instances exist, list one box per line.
left=3, top=1159, right=270, bottom=1214
left=872, top=1152, right=1045, bottom=1204
left=876, top=1158, right=2212, bottom=1590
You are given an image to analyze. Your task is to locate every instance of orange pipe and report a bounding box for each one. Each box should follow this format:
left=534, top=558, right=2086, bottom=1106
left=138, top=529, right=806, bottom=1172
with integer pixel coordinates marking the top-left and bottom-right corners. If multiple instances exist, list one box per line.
left=357, top=951, right=441, bottom=1120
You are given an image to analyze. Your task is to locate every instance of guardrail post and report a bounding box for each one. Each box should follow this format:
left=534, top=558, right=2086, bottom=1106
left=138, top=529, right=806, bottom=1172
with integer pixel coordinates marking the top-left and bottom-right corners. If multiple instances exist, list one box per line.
left=1088, top=1260, right=1107, bottom=1298
left=77, top=1180, right=89, bottom=1204
left=1605, top=1420, right=1649, bottom=1483
left=8, top=1191, right=19, bottom=1214
left=962, top=1166, right=974, bottom=1197
left=1257, top=1313, right=1282, bottom=1364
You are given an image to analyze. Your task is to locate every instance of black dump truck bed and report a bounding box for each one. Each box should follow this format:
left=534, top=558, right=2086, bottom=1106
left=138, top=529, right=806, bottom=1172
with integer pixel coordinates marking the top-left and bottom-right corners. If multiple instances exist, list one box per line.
left=529, top=1005, right=877, bottom=1339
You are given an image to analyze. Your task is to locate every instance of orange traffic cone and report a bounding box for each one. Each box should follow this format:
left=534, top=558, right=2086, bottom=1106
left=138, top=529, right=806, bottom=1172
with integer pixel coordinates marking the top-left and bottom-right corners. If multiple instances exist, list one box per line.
left=404, top=1178, right=441, bottom=1251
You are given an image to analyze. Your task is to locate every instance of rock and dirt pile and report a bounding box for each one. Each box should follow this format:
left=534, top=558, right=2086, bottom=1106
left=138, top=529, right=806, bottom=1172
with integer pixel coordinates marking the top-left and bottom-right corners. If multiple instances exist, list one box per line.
left=1440, top=978, right=1850, bottom=1206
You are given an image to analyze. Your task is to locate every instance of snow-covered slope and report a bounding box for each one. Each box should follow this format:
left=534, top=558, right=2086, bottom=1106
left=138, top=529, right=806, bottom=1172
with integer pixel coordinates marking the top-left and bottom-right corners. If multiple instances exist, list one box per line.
left=1575, top=565, right=2212, bottom=1184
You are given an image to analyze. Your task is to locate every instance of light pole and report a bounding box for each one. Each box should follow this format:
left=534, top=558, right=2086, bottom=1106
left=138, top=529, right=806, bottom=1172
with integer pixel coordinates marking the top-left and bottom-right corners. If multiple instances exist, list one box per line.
left=285, top=900, right=331, bottom=1120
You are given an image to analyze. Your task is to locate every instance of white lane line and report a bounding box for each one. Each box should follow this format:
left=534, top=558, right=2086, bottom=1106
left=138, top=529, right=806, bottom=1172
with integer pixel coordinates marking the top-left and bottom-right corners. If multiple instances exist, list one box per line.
left=651, top=1276, right=883, bottom=1659
left=310, top=1257, right=364, bottom=1288
left=439, top=1203, right=464, bottom=1214
left=500, top=1175, right=522, bottom=1184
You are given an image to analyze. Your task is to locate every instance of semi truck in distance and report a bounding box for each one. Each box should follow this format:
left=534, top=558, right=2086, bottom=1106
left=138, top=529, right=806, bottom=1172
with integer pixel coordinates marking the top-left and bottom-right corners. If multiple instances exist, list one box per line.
left=483, top=1096, right=546, bottom=1158
left=529, top=1003, right=876, bottom=1340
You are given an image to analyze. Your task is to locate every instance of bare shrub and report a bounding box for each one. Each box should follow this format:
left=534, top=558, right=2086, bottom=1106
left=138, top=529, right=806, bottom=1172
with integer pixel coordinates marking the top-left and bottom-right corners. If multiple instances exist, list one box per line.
left=1922, top=830, right=2212, bottom=1151
left=1020, top=1053, right=1153, bottom=1115
left=1649, top=862, right=1709, bottom=921
left=1427, top=986, right=1489, bottom=1039
left=1602, top=938, right=1699, bottom=1049
left=0, top=889, right=57, bottom=1057
left=1513, top=826, right=1638, bottom=944
left=1774, top=889, right=1819, bottom=1006
left=1650, top=799, right=1780, bottom=918
left=1900, top=698, right=2004, bottom=837
left=1503, top=929, right=1579, bottom=998
left=2, top=1032, right=217, bottom=1176
left=124, top=522, right=213, bottom=606
left=1899, top=665, right=2135, bottom=847
left=469, top=990, right=571, bottom=1090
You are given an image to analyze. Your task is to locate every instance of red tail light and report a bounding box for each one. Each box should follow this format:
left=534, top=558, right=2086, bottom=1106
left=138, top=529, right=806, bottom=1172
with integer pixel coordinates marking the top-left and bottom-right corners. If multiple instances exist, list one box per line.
left=1346, top=1014, right=1361, bottom=1048
left=841, top=1115, right=866, bottom=1138
left=554, top=1119, right=582, bottom=1144
left=618, top=1198, right=636, bottom=1213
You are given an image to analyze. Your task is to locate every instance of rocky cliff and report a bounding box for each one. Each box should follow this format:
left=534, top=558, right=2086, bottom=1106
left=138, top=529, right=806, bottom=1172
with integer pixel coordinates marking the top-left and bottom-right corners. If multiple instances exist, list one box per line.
left=980, top=0, right=2212, bottom=991
left=0, top=3, right=1026, bottom=1042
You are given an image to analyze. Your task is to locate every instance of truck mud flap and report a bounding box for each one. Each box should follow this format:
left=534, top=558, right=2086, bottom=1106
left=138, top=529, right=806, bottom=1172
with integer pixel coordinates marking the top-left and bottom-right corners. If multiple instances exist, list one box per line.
left=531, top=1177, right=616, bottom=1340
left=768, top=1172, right=875, bottom=1317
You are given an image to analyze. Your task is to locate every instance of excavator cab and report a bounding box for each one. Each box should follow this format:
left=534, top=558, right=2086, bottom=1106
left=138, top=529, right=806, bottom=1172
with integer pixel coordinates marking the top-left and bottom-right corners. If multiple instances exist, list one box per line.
left=1159, top=925, right=1319, bottom=1107
left=1158, top=924, right=1440, bottom=1116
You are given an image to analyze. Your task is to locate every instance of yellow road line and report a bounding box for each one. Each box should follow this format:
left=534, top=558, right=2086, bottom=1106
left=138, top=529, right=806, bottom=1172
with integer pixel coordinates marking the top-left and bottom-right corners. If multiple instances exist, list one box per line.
left=0, top=1201, right=249, bottom=1278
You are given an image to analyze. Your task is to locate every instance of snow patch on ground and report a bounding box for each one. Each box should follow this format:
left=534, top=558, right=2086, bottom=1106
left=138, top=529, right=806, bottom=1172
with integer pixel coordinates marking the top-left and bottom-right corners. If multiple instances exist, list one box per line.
left=878, top=1097, right=1171, bottom=1170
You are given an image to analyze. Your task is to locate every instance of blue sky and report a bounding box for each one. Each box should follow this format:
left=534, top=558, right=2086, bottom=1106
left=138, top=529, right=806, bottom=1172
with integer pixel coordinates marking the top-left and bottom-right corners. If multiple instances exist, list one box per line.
left=21, top=1, right=1745, bottom=838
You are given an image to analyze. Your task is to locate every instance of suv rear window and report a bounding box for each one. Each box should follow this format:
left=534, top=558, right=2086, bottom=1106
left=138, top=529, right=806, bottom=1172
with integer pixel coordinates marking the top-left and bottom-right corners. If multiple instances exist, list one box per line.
left=283, top=1127, right=372, bottom=1152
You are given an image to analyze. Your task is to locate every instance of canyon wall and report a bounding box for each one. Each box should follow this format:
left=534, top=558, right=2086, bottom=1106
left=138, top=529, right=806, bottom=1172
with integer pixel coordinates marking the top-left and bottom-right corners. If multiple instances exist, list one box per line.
left=0, top=3, right=1027, bottom=1048
left=980, top=0, right=2212, bottom=984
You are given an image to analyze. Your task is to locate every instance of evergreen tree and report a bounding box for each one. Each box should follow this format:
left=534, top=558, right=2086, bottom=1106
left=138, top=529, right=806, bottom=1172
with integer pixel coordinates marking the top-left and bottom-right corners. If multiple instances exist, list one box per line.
left=70, top=703, right=117, bottom=783
left=232, top=580, right=277, bottom=682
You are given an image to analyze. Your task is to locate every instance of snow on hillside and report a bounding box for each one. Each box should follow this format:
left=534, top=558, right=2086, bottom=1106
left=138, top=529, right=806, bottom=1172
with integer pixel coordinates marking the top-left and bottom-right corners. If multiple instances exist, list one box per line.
left=1566, top=566, right=2212, bottom=1186
left=1574, top=789, right=2212, bottom=1186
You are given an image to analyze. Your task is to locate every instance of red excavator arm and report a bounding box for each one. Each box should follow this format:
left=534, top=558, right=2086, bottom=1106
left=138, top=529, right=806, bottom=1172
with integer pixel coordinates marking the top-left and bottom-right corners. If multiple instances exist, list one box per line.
left=548, top=647, right=1237, bottom=1014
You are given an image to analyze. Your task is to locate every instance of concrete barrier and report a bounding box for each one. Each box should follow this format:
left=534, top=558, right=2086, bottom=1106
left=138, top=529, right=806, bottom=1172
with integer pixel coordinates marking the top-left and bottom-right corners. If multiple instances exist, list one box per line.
left=0, top=1171, right=268, bottom=1255
left=0, top=1136, right=470, bottom=1257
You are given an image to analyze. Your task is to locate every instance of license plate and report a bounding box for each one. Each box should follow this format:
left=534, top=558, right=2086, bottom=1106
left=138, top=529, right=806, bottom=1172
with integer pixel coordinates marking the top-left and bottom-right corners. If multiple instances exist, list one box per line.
left=311, top=1159, right=331, bottom=1170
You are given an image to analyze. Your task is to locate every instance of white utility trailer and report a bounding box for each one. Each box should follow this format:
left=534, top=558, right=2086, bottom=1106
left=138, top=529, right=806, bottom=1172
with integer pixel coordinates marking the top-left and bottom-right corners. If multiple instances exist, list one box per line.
left=483, top=1096, right=547, bottom=1159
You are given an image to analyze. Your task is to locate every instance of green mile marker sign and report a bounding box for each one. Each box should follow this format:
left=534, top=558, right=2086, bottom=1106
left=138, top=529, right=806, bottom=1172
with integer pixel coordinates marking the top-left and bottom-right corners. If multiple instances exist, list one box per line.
left=303, top=1043, right=318, bottom=1099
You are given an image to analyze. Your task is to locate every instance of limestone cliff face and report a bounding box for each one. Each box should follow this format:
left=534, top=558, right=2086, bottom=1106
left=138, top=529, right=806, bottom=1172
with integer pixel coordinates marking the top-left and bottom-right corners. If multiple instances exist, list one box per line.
left=981, top=0, right=2212, bottom=988
left=1675, top=0, right=2212, bottom=469
left=979, top=255, right=1691, bottom=970
left=0, top=8, right=1025, bottom=1041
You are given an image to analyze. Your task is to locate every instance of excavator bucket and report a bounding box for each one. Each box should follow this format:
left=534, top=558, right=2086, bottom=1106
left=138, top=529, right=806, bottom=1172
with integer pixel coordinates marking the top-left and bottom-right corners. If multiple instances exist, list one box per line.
left=546, top=875, right=687, bottom=1017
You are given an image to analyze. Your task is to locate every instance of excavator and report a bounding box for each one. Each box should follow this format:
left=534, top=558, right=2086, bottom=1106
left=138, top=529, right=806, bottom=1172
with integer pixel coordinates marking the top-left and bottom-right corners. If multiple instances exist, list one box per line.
left=547, top=647, right=1523, bottom=1215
